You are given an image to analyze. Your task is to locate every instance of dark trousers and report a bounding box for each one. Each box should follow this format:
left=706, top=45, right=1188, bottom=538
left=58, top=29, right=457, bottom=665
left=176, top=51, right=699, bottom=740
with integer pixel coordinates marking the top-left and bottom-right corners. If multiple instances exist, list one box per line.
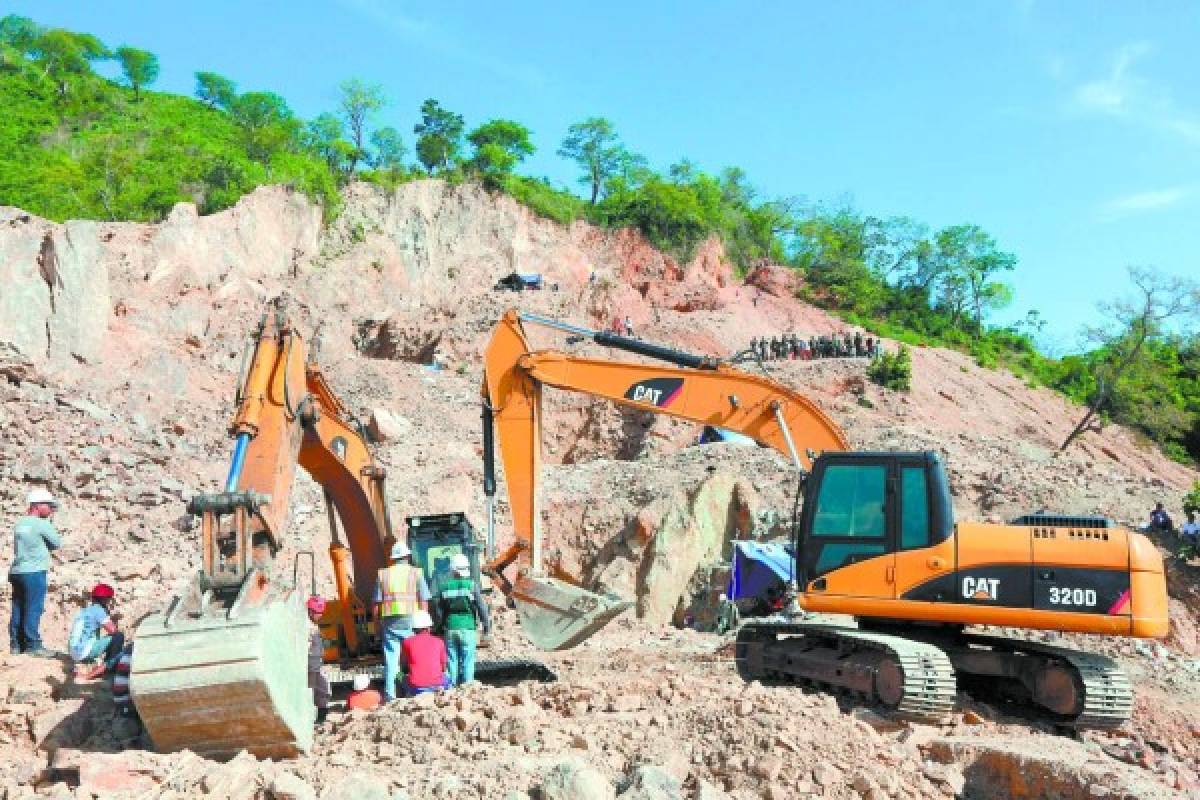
left=9, top=570, right=48, bottom=651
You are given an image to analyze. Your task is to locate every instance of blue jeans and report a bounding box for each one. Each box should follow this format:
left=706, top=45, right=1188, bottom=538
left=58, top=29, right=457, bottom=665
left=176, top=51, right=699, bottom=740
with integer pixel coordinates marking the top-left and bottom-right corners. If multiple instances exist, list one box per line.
left=380, top=616, right=413, bottom=702
left=9, top=571, right=47, bottom=652
left=81, top=632, right=126, bottom=671
left=446, top=629, right=478, bottom=686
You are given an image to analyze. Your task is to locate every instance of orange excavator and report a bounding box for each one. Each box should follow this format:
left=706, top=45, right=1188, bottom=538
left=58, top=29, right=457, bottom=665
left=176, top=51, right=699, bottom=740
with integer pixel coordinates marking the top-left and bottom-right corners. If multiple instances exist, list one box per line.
left=481, top=309, right=1169, bottom=728
left=130, top=300, right=395, bottom=759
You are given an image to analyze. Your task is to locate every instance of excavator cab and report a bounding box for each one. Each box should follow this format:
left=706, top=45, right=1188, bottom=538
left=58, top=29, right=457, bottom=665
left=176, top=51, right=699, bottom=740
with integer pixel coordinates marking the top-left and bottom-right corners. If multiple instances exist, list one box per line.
left=796, top=451, right=954, bottom=594
left=406, top=512, right=483, bottom=595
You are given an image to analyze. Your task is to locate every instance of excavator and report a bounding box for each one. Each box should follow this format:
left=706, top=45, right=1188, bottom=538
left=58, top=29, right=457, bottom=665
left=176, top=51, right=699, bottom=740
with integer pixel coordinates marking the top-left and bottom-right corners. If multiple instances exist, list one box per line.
left=480, top=309, right=1169, bottom=728
left=127, top=301, right=604, bottom=759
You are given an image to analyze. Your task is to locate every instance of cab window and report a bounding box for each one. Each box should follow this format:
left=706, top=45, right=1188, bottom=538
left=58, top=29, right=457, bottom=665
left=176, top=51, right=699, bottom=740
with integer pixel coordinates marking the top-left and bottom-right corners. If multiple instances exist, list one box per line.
left=812, top=465, right=886, bottom=538
left=900, top=467, right=930, bottom=549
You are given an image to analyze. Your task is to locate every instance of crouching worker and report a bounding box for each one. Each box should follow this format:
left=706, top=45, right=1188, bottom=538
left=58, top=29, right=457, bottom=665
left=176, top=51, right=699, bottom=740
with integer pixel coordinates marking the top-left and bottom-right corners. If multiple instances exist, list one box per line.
left=436, top=553, right=491, bottom=686
left=346, top=673, right=382, bottom=712
left=306, top=596, right=331, bottom=723
left=68, top=583, right=124, bottom=680
left=401, top=610, right=449, bottom=697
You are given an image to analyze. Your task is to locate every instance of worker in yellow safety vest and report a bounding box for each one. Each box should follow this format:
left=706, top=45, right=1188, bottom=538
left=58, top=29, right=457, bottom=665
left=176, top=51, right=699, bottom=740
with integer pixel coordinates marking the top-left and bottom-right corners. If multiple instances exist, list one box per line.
left=374, top=541, right=431, bottom=703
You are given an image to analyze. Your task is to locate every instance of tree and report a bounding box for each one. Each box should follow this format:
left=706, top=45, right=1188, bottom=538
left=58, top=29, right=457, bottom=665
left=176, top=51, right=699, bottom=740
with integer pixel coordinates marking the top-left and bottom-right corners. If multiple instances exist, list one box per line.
left=558, top=117, right=625, bottom=204
left=229, top=91, right=299, bottom=163
left=369, top=126, right=407, bottom=173
left=115, top=46, right=158, bottom=100
left=30, top=28, right=109, bottom=100
left=338, top=79, right=385, bottom=174
left=0, top=15, right=39, bottom=71
left=195, top=71, right=236, bottom=109
left=305, top=113, right=354, bottom=176
left=1061, top=267, right=1200, bottom=451
left=413, top=98, right=464, bottom=174
left=466, top=119, right=533, bottom=185
left=928, top=224, right=1015, bottom=334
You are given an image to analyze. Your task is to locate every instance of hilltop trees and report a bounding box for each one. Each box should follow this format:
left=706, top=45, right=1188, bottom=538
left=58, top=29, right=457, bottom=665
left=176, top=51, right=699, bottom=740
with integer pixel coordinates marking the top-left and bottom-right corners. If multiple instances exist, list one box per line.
left=467, top=119, right=533, bottom=185
left=414, top=99, right=464, bottom=174
left=338, top=79, right=385, bottom=174
left=30, top=28, right=109, bottom=100
left=115, top=46, right=158, bottom=100
left=195, top=71, right=236, bottom=109
left=558, top=117, right=627, bottom=204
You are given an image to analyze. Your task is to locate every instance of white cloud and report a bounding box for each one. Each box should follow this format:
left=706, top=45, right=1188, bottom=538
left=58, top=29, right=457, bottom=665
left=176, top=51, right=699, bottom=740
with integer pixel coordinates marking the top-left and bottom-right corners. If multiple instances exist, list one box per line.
left=1099, top=186, right=1192, bottom=221
left=1071, top=42, right=1200, bottom=145
left=332, top=0, right=544, bottom=88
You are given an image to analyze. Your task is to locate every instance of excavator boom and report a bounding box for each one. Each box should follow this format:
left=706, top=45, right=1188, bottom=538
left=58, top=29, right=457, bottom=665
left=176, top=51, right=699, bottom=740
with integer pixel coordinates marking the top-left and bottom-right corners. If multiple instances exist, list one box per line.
left=481, top=310, right=849, bottom=650
left=132, top=300, right=392, bottom=759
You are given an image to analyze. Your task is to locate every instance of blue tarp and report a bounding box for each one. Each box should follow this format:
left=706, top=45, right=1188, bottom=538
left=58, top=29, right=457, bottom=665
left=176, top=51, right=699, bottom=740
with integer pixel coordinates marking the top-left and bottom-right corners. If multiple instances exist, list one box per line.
left=727, top=541, right=793, bottom=601
left=697, top=426, right=757, bottom=447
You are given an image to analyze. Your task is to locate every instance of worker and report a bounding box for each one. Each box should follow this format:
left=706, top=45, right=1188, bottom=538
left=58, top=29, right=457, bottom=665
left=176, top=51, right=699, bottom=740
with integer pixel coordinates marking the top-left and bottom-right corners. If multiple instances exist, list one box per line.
left=808, top=336, right=818, bottom=360
left=9, top=488, right=62, bottom=657
left=68, top=583, right=125, bottom=679
left=306, top=596, right=331, bottom=723
left=624, top=316, right=634, bottom=337
left=855, top=331, right=865, bottom=357
left=435, top=553, right=492, bottom=687
left=401, top=610, right=449, bottom=696
left=346, top=673, right=382, bottom=712
left=866, top=336, right=876, bottom=358
left=1148, top=502, right=1175, bottom=534
left=374, top=541, right=431, bottom=703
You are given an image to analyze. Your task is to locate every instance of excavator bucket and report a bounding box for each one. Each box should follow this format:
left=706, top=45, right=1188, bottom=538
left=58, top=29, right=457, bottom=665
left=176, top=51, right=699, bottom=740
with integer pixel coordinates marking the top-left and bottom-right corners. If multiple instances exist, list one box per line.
left=512, top=574, right=633, bottom=651
left=130, top=586, right=314, bottom=761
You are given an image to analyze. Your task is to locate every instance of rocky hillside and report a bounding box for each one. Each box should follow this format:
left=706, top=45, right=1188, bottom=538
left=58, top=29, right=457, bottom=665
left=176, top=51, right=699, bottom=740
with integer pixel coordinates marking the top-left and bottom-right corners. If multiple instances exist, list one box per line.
left=0, top=180, right=1197, bottom=799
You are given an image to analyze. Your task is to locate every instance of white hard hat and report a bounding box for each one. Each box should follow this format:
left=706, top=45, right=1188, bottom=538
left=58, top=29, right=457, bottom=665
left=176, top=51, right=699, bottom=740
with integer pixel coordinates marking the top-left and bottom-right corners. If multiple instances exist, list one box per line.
left=389, top=541, right=410, bottom=560
left=26, top=488, right=57, bottom=507
left=412, top=610, right=433, bottom=630
left=352, top=674, right=370, bottom=691
left=451, top=553, right=470, bottom=574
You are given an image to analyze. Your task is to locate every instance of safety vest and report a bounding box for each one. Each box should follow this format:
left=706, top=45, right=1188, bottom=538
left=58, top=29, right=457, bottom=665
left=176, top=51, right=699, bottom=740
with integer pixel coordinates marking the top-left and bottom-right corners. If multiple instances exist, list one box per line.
left=438, top=576, right=479, bottom=632
left=377, top=563, right=419, bottom=618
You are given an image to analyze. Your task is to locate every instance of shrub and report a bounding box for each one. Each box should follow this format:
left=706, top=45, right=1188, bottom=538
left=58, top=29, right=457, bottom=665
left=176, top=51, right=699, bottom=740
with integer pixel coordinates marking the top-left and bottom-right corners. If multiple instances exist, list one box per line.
left=1184, top=480, right=1200, bottom=514
left=867, top=345, right=912, bottom=392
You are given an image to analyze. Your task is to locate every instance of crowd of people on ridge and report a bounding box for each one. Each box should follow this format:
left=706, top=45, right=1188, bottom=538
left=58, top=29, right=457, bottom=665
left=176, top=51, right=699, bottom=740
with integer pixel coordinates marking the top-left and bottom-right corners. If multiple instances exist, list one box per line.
left=750, top=330, right=879, bottom=361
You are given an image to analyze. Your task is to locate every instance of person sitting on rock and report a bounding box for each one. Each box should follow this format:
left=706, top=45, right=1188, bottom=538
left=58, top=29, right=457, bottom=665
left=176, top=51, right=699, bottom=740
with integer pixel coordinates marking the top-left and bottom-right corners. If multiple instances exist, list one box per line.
left=346, top=673, right=383, bottom=712
left=401, top=610, right=449, bottom=697
left=1179, top=510, right=1199, bottom=556
left=1149, top=502, right=1175, bottom=534
left=68, top=583, right=125, bottom=679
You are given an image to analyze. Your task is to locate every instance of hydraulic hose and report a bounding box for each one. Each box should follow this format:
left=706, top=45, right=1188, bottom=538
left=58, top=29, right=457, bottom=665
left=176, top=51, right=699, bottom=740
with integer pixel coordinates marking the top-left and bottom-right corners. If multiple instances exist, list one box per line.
left=224, top=432, right=252, bottom=492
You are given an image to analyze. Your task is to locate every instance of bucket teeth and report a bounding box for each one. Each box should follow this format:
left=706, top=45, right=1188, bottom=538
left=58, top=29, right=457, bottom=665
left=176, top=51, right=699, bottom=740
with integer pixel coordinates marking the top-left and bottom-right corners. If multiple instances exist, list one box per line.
left=513, top=575, right=632, bottom=651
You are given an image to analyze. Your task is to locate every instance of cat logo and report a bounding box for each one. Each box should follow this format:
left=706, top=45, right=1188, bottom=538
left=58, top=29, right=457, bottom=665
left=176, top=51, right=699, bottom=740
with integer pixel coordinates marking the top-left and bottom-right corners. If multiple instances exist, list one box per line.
left=622, top=377, right=684, bottom=408
left=961, top=576, right=1000, bottom=601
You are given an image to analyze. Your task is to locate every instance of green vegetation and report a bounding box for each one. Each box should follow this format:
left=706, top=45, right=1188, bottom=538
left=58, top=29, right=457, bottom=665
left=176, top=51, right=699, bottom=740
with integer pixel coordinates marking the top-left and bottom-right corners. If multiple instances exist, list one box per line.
left=867, top=346, right=913, bottom=392
left=2, top=15, right=1197, bottom=465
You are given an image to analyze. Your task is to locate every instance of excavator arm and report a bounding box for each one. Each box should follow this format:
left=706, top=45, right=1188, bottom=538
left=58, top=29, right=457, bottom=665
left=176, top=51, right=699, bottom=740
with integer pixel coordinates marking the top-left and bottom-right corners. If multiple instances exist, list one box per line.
left=132, top=299, right=393, bottom=759
left=481, top=309, right=849, bottom=650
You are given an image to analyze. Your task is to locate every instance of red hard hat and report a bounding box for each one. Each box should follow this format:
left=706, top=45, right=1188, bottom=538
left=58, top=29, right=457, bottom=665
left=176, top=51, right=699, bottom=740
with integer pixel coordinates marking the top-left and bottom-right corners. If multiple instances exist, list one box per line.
left=306, top=596, right=327, bottom=614
left=92, top=583, right=115, bottom=600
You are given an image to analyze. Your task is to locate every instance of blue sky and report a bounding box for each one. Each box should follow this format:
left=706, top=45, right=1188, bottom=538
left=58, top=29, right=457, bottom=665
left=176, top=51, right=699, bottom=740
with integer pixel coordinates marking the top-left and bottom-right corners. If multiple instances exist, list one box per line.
left=9, top=1, right=1198, bottom=349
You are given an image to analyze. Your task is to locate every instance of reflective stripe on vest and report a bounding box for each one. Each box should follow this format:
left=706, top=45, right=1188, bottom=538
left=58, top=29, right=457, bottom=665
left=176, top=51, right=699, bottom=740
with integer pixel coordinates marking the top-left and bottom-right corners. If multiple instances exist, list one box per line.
left=378, top=564, right=418, bottom=617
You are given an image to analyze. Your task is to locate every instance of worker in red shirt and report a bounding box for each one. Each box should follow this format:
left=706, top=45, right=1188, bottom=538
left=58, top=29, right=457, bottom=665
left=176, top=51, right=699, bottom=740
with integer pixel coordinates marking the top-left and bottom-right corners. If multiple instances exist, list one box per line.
left=401, top=610, right=449, bottom=696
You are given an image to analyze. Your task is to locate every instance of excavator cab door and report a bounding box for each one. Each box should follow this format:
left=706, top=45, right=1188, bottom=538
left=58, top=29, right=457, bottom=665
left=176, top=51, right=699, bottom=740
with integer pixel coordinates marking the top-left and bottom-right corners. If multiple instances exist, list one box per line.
left=800, top=455, right=896, bottom=598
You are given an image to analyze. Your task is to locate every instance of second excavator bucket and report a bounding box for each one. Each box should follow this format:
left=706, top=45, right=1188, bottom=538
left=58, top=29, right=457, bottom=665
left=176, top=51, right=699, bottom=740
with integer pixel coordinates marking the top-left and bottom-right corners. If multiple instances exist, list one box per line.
left=512, top=574, right=633, bottom=651
left=130, top=583, right=314, bottom=760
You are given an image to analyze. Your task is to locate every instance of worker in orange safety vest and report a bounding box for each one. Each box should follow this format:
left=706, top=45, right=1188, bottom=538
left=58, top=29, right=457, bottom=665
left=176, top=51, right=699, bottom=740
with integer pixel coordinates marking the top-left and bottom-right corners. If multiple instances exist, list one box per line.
left=374, top=541, right=430, bottom=703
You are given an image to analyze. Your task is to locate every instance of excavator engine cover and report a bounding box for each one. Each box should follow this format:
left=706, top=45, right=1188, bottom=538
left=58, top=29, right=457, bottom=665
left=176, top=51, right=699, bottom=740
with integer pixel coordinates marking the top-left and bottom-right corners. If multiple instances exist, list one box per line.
left=513, top=573, right=632, bottom=651
left=130, top=579, right=314, bottom=760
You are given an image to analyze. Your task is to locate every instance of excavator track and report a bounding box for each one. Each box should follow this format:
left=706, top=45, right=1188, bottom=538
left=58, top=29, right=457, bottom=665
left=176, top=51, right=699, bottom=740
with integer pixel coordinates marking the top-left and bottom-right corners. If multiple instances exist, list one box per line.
left=955, top=633, right=1133, bottom=730
left=736, top=621, right=957, bottom=724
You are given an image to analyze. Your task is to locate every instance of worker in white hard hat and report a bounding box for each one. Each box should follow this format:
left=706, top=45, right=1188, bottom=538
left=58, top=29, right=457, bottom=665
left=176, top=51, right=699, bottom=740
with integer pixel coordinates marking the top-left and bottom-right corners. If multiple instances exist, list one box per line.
left=9, top=488, right=62, bottom=657
left=346, top=672, right=382, bottom=712
left=433, top=552, right=491, bottom=687
left=400, top=609, right=449, bottom=697
left=374, top=540, right=430, bottom=703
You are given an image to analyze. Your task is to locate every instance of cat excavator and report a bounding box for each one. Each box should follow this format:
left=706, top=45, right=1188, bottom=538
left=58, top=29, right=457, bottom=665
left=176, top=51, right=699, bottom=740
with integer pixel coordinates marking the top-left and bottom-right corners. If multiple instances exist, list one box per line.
left=481, top=309, right=1169, bottom=728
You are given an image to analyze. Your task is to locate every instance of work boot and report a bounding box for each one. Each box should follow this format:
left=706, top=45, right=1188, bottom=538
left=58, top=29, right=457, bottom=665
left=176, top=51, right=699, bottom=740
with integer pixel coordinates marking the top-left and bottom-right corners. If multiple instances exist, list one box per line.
left=25, top=647, right=56, bottom=658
